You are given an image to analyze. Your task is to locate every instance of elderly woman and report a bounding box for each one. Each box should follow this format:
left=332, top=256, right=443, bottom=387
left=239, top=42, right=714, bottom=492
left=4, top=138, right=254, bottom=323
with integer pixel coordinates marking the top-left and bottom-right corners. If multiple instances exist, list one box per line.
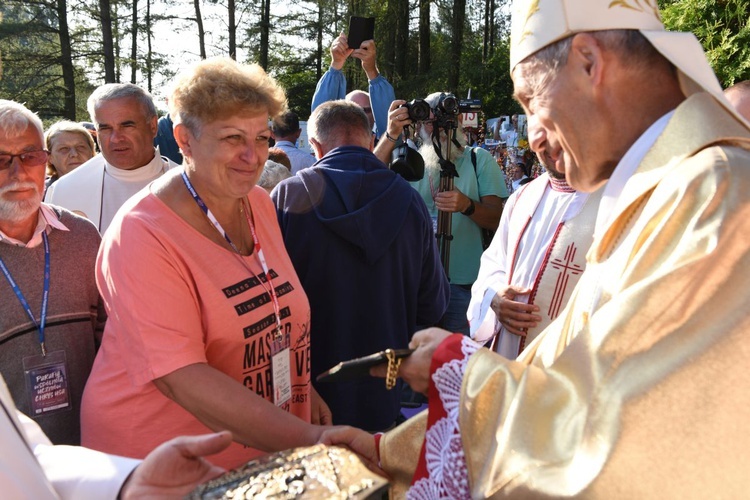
left=80, top=58, right=329, bottom=468
left=258, top=159, right=293, bottom=193
left=44, top=120, right=96, bottom=187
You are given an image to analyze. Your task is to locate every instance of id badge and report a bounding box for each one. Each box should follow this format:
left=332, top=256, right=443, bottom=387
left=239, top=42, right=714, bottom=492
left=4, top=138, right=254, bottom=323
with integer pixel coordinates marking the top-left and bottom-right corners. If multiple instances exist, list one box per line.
left=23, top=350, right=71, bottom=416
left=270, top=328, right=292, bottom=408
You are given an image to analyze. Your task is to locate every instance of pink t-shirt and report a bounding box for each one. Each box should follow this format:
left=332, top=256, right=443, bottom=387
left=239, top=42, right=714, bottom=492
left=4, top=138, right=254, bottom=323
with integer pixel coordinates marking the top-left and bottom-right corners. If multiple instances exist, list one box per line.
left=81, top=186, right=312, bottom=469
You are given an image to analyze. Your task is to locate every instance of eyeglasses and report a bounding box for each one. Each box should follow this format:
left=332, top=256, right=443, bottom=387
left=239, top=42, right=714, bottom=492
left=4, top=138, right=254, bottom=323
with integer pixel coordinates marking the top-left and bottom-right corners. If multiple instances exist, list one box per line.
left=0, top=150, right=50, bottom=171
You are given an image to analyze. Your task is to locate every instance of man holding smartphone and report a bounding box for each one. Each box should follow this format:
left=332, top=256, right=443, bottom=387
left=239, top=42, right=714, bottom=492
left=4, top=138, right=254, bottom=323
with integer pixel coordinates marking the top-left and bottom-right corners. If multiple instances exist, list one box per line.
left=311, top=32, right=395, bottom=141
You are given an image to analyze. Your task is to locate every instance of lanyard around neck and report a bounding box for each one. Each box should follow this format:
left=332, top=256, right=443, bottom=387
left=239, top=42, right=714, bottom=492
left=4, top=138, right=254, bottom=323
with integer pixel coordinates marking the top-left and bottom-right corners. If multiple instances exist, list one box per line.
left=180, top=171, right=283, bottom=335
left=0, top=231, right=51, bottom=356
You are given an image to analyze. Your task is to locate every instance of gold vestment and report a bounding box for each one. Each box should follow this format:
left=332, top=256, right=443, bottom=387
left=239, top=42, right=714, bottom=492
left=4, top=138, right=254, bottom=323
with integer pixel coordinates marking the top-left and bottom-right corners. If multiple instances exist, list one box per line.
left=382, top=93, right=750, bottom=498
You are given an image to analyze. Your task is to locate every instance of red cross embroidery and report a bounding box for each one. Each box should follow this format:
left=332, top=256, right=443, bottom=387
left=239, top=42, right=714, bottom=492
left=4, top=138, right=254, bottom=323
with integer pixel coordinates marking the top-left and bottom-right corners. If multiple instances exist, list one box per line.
left=547, top=243, right=584, bottom=319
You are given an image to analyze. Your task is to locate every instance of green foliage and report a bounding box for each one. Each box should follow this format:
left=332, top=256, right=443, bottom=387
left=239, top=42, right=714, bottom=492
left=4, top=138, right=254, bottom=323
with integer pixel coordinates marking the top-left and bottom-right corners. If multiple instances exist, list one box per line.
left=1, top=2, right=65, bottom=118
left=1, top=0, right=104, bottom=120
left=266, top=46, right=319, bottom=119
left=3, top=0, right=747, bottom=124
left=659, top=0, right=750, bottom=86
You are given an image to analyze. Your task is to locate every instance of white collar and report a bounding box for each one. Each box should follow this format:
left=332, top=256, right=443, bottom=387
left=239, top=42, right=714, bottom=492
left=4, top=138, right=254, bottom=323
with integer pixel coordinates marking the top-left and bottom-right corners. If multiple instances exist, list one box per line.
left=103, top=147, right=166, bottom=181
left=0, top=204, right=69, bottom=248
left=594, top=110, right=675, bottom=238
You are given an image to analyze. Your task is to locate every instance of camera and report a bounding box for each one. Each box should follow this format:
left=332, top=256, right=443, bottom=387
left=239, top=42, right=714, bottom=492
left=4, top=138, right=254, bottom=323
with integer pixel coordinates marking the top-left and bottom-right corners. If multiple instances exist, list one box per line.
left=432, top=93, right=461, bottom=128
left=435, top=94, right=459, bottom=115
left=458, top=98, right=482, bottom=113
left=399, top=99, right=431, bottom=122
left=390, top=143, right=425, bottom=182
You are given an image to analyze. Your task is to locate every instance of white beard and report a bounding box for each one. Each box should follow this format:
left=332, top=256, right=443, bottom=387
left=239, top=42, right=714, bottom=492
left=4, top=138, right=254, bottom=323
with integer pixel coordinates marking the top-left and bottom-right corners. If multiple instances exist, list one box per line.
left=0, top=181, right=42, bottom=223
left=418, top=125, right=467, bottom=176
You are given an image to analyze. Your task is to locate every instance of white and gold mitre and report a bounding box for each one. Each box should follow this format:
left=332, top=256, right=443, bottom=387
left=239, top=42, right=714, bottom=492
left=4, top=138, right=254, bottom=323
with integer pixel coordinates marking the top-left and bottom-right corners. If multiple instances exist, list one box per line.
left=508, top=0, right=747, bottom=125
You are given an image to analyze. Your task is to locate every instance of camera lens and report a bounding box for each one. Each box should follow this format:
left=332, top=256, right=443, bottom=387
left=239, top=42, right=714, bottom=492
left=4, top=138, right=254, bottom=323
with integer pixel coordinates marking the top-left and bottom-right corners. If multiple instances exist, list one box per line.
left=402, top=99, right=431, bottom=122
left=439, top=95, right=458, bottom=114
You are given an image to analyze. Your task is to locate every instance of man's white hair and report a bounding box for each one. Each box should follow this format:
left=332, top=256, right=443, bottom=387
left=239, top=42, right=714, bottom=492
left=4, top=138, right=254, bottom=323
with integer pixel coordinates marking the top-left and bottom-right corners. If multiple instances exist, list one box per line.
left=0, top=100, right=44, bottom=142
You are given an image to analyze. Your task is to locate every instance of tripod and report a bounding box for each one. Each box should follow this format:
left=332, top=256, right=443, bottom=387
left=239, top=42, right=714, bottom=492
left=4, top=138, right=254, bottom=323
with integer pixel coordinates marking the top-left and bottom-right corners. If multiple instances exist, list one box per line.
left=432, top=119, right=460, bottom=277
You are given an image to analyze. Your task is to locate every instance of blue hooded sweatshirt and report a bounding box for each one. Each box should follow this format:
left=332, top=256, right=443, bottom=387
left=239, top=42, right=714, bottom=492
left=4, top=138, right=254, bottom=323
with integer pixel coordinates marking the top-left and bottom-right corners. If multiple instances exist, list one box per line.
left=272, top=146, right=449, bottom=431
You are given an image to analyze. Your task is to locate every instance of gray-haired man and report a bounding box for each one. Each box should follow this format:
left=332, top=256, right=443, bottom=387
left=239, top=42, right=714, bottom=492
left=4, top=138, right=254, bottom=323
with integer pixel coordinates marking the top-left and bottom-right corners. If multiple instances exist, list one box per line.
left=45, top=83, right=179, bottom=232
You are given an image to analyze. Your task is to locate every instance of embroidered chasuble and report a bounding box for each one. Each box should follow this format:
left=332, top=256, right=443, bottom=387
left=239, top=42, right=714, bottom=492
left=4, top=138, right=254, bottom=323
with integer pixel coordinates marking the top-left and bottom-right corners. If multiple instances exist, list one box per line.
left=380, top=93, right=750, bottom=499
left=470, top=174, right=602, bottom=358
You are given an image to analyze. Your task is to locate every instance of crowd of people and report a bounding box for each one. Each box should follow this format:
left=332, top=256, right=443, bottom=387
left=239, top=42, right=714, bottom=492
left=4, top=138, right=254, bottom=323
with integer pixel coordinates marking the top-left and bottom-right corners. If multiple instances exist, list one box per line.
left=1, top=0, right=750, bottom=496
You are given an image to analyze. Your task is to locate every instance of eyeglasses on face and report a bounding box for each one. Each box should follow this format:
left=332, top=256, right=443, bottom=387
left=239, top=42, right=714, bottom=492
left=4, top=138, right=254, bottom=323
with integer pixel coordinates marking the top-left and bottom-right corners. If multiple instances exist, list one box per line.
left=0, top=150, right=50, bottom=171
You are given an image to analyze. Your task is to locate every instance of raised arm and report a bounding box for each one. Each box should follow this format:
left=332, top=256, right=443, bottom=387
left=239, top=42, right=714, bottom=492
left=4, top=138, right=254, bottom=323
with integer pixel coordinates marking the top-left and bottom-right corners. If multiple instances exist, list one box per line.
left=353, top=40, right=396, bottom=139
left=311, top=34, right=352, bottom=112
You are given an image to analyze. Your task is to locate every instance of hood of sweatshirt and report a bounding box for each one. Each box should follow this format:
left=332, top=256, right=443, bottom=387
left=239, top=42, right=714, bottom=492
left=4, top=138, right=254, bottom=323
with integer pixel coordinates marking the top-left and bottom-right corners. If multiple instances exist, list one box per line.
left=293, top=146, right=417, bottom=265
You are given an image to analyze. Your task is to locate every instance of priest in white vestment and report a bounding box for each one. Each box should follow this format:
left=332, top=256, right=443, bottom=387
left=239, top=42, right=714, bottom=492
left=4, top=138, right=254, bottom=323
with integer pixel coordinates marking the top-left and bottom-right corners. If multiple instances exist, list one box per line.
left=469, top=158, right=602, bottom=358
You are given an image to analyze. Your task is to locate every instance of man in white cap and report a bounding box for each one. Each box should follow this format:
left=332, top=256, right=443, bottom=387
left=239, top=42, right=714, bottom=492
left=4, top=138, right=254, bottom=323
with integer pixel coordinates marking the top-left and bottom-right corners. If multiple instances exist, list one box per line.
left=320, top=0, right=750, bottom=497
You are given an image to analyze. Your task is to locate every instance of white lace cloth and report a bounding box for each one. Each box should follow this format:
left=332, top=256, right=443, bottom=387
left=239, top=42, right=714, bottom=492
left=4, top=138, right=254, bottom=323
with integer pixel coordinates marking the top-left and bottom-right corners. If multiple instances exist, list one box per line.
left=407, top=337, right=481, bottom=500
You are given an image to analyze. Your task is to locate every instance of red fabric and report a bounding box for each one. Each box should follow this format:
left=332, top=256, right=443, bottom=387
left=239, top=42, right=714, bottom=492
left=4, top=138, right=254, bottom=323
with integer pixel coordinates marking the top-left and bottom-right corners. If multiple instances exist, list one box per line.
left=410, top=333, right=467, bottom=485
left=374, top=432, right=382, bottom=464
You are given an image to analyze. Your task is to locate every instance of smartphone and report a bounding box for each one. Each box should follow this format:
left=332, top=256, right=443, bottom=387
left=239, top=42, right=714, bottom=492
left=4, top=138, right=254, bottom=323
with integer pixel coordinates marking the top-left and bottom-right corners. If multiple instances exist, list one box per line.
left=347, top=16, right=375, bottom=50
left=316, top=348, right=413, bottom=383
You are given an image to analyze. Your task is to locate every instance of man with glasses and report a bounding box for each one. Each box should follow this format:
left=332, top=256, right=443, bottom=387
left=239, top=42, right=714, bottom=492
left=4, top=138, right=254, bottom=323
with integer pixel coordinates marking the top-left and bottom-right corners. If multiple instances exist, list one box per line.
left=45, top=83, right=178, bottom=233
left=0, top=99, right=104, bottom=445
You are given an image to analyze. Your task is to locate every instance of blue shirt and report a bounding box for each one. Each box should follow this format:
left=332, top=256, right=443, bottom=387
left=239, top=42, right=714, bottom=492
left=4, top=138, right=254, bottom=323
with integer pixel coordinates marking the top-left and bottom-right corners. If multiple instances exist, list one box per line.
left=311, top=67, right=395, bottom=140
left=274, top=140, right=316, bottom=175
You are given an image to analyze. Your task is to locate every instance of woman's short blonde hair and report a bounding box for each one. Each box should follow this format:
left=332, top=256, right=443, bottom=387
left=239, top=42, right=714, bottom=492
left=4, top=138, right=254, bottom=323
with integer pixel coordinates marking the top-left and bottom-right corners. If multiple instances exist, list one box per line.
left=169, top=57, right=287, bottom=137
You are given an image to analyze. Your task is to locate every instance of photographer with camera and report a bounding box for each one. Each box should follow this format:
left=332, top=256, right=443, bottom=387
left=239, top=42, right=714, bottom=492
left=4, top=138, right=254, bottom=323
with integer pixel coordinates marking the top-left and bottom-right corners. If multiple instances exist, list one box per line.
left=378, top=93, right=509, bottom=335
left=311, top=33, right=395, bottom=141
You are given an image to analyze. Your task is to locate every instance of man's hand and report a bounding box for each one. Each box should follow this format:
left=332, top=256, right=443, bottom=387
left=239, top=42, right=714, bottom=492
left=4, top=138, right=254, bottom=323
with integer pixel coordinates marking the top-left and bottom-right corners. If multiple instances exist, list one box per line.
left=433, top=188, right=471, bottom=213
left=120, top=431, right=232, bottom=499
left=311, top=386, right=333, bottom=425
left=319, top=426, right=383, bottom=475
left=386, top=100, right=411, bottom=138
left=491, top=285, right=541, bottom=336
left=331, top=33, right=353, bottom=71
left=353, top=39, right=379, bottom=80
left=371, top=328, right=453, bottom=395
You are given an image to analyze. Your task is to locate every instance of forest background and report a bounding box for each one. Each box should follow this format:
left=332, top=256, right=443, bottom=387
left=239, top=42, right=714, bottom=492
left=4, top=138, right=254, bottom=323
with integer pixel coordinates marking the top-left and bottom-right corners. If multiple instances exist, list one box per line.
left=1, top=0, right=748, bottom=125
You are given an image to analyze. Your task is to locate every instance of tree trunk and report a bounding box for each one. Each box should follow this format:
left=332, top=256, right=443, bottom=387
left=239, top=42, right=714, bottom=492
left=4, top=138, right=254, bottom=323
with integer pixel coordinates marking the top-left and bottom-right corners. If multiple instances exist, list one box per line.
left=146, top=0, right=152, bottom=91
left=56, top=0, right=77, bottom=119
left=316, top=0, right=323, bottom=80
left=483, top=0, right=490, bottom=62
left=228, top=0, right=236, bottom=59
left=193, top=0, right=207, bottom=59
left=382, top=0, right=397, bottom=79
left=489, top=0, right=496, bottom=56
left=114, top=2, right=121, bottom=82
left=418, top=0, right=430, bottom=74
left=449, top=0, right=466, bottom=91
left=259, top=0, right=270, bottom=70
left=99, top=0, right=116, bottom=82
left=394, top=0, right=408, bottom=77
left=130, top=0, right=138, bottom=83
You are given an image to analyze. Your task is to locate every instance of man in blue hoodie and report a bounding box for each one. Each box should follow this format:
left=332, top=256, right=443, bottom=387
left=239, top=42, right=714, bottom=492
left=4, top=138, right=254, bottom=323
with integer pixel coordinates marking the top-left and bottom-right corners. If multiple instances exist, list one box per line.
left=272, top=100, right=449, bottom=432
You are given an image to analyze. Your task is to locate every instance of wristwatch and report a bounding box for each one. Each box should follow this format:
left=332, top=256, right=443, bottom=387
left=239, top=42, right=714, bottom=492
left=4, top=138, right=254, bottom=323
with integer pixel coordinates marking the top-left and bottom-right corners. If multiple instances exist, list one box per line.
left=461, top=199, right=476, bottom=216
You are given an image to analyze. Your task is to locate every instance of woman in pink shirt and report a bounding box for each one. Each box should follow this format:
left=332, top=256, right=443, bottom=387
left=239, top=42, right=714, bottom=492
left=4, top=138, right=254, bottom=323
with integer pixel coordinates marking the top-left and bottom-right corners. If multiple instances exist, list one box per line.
left=81, top=57, right=330, bottom=468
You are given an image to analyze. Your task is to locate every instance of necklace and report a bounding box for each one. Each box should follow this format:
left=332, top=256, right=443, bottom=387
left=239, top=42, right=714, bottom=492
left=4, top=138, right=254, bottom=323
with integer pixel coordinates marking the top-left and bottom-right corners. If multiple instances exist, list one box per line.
left=235, top=203, right=248, bottom=255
